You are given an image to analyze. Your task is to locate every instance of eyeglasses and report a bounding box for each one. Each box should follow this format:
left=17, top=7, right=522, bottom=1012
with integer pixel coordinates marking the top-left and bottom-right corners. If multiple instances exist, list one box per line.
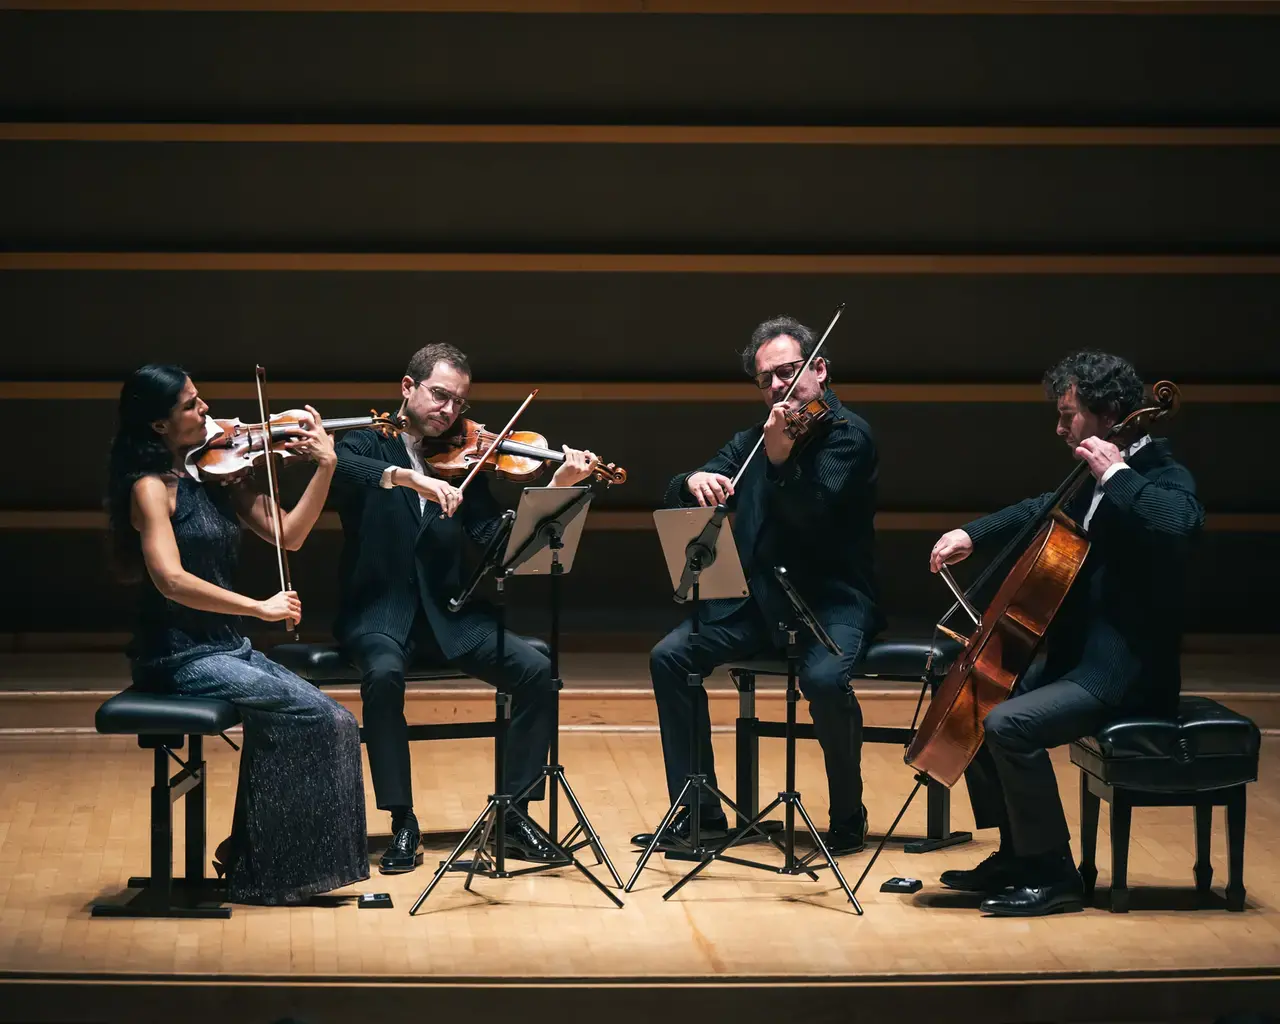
left=752, top=359, right=807, bottom=391
left=413, top=380, right=471, bottom=415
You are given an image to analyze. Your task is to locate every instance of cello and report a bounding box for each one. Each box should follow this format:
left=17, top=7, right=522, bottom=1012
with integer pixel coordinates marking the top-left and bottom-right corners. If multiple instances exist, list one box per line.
left=905, top=379, right=1182, bottom=787
left=847, top=380, right=1182, bottom=900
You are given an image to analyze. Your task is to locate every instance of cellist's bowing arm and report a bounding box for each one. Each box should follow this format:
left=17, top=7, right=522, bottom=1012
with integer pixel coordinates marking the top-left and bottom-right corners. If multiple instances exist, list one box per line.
left=962, top=492, right=1056, bottom=547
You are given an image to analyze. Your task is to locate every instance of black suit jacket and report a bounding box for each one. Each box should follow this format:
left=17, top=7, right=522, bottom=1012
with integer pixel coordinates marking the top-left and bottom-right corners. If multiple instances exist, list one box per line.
left=331, top=429, right=504, bottom=659
left=962, top=438, right=1203, bottom=710
left=664, top=389, right=885, bottom=640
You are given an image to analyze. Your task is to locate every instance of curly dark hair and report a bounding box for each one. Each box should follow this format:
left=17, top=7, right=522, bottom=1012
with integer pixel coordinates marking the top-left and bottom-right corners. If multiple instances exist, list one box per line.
left=1043, top=350, right=1145, bottom=422
left=739, top=315, right=832, bottom=380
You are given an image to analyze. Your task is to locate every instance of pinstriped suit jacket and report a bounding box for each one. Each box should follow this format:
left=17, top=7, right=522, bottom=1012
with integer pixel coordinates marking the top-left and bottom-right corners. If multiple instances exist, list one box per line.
left=962, top=438, right=1203, bottom=709
left=331, top=428, right=504, bottom=659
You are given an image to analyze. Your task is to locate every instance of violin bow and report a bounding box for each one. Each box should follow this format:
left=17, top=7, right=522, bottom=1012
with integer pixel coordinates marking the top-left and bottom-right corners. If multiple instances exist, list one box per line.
left=254, top=364, right=296, bottom=637
left=456, top=388, right=539, bottom=495
left=730, top=302, right=845, bottom=492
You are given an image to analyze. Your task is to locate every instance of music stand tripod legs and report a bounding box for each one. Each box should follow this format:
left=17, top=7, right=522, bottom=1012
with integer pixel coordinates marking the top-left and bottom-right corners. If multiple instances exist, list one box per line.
left=662, top=567, right=862, bottom=911
left=626, top=561, right=753, bottom=891
left=508, top=517, right=623, bottom=892
left=410, top=497, right=623, bottom=913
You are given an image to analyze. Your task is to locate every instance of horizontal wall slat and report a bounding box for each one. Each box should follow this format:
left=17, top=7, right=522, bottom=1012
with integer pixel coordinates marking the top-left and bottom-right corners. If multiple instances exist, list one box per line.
left=6, top=124, right=1280, bottom=145
left=5, top=253, right=1280, bottom=274
left=3, top=510, right=1276, bottom=532
left=4, top=1, right=1280, bottom=13
left=3, top=382, right=1276, bottom=403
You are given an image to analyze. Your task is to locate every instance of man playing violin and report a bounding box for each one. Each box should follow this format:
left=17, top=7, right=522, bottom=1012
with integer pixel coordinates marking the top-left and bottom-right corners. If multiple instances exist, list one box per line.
left=929, top=350, right=1203, bottom=916
left=331, top=342, right=601, bottom=873
left=633, top=315, right=885, bottom=855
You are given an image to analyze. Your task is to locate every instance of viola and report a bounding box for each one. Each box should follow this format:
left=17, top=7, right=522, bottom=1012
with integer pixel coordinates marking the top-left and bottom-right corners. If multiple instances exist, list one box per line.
left=185, top=408, right=405, bottom=483
left=782, top=396, right=834, bottom=450
left=419, top=418, right=627, bottom=487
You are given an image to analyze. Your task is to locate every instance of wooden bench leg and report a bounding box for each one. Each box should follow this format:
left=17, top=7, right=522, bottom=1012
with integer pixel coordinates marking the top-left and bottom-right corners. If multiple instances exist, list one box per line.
left=1194, top=800, right=1213, bottom=901
left=1109, top=791, right=1131, bottom=913
left=1078, top=769, right=1099, bottom=901
left=1226, top=785, right=1247, bottom=912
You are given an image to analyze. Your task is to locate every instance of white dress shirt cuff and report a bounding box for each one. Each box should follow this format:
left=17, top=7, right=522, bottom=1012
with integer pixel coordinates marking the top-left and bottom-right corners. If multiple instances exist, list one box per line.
left=1100, top=462, right=1130, bottom=486
left=379, top=466, right=397, bottom=489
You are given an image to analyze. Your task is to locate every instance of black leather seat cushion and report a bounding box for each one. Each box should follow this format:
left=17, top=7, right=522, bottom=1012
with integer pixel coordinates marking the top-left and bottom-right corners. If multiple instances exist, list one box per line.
left=1070, top=696, right=1261, bottom=793
left=270, top=637, right=552, bottom=683
left=726, top=634, right=961, bottom=682
left=96, top=688, right=240, bottom=736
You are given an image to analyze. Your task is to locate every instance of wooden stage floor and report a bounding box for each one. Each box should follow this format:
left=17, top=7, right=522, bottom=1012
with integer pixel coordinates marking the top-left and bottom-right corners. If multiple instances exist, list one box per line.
left=2, top=727, right=1279, bottom=1023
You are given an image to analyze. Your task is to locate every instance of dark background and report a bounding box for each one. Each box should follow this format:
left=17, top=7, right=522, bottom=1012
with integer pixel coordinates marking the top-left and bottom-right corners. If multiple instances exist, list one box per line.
left=1, top=9, right=1277, bottom=643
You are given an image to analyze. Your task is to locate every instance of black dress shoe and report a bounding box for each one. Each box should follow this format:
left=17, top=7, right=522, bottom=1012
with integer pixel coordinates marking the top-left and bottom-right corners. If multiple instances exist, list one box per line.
left=631, top=806, right=729, bottom=848
left=979, top=871, right=1086, bottom=917
left=379, top=825, right=423, bottom=874
left=822, top=804, right=868, bottom=856
left=496, top=815, right=563, bottom=863
left=940, top=849, right=1025, bottom=894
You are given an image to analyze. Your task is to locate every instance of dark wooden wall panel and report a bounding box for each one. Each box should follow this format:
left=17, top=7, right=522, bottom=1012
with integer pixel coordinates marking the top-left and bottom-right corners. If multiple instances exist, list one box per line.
left=2, top=272, right=1276, bottom=381
left=5, top=143, right=1280, bottom=251
left=2, top=7, right=1276, bottom=641
left=3, top=13, right=1279, bottom=123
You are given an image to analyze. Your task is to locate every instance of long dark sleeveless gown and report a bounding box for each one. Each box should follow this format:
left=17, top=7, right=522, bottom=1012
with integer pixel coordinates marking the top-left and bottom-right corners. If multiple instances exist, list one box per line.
left=130, top=476, right=369, bottom=904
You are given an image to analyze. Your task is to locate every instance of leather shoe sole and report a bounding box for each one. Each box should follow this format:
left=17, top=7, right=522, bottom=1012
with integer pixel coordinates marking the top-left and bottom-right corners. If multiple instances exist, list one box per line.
left=631, top=822, right=729, bottom=848
left=980, top=888, right=1085, bottom=917
left=378, top=850, right=424, bottom=875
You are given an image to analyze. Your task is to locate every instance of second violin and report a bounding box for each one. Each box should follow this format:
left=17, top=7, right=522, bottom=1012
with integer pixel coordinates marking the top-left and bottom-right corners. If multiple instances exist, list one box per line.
left=420, top=417, right=627, bottom=487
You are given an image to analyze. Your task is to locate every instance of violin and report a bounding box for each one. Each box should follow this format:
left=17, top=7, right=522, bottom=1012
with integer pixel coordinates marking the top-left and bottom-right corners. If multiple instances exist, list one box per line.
left=185, top=408, right=405, bottom=483
left=782, top=396, right=834, bottom=450
left=419, top=417, right=627, bottom=487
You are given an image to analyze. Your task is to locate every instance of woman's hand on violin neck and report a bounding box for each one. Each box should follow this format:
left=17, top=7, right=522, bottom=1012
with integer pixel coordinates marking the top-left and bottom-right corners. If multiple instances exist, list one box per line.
left=403, top=469, right=463, bottom=517
left=763, top=403, right=796, bottom=466
left=929, top=530, right=974, bottom=573
left=550, top=446, right=600, bottom=487
left=284, top=405, right=336, bottom=470
left=257, top=590, right=302, bottom=623
left=686, top=471, right=734, bottom=508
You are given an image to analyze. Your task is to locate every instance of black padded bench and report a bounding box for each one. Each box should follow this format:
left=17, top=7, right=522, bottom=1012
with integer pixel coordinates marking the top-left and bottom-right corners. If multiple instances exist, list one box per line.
left=93, top=689, right=241, bottom=919
left=269, top=641, right=556, bottom=744
left=728, top=635, right=970, bottom=852
left=1071, top=695, right=1261, bottom=913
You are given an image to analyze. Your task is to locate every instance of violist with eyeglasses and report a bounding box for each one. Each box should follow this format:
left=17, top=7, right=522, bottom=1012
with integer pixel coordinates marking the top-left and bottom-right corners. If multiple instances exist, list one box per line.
left=632, top=316, right=885, bottom=857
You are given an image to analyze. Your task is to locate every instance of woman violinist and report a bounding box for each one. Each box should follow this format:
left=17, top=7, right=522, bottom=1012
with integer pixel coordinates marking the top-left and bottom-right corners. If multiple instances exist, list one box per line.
left=925, top=351, right=1203, bottom=917
left=107, top=365, right=369, bottom=904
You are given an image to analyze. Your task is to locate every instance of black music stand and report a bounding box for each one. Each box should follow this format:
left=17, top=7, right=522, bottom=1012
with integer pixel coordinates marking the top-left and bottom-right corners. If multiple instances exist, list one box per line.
left=626, top=504, right=753, bottom=891
left=503, top=486, right=625, bottom=898
left=409, top=503, right=622, bottom=913
left=662, top=566, right=862, bottom=910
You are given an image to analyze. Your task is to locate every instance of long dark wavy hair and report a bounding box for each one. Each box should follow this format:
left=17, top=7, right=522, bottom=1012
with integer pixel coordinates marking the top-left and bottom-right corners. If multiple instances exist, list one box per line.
left=106, top=364, right=189, bottom=582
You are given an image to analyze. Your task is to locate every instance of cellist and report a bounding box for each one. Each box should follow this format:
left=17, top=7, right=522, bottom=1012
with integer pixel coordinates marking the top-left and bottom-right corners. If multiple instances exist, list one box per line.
left=928, top=351, right=1204, bottom=916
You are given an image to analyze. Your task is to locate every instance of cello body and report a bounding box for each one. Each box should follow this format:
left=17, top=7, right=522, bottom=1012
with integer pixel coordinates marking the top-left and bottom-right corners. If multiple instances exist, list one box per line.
left=905, top=511, right=1091, bottom=787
